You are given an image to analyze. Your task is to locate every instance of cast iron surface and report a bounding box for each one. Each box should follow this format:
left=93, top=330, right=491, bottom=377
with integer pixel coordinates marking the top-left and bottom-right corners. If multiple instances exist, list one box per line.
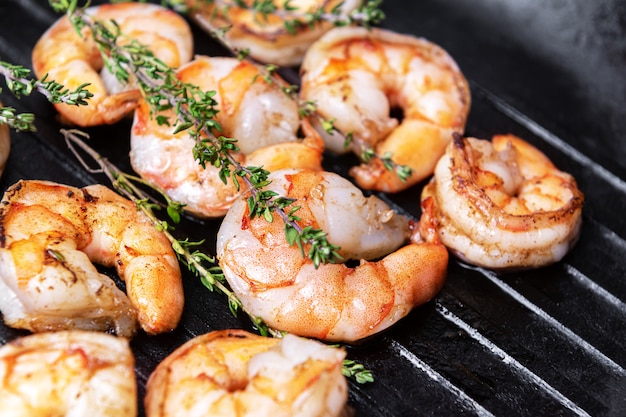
left=0, top=0, right=625, bottom=415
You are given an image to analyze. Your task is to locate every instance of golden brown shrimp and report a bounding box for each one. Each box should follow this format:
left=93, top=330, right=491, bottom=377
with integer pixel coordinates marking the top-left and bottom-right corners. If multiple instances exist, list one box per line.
left=300, top=26, right=471, bottom=193
left=145, top=329, right=348, bottom=417
left=421, top=134, right=584, bottom=270
left=130, top=56, right=324, bottom=218
left=0, top=180, right=184, bottom=336
left=0, top=330, right=136, bottom=417
left=31, top=2, right=193, bottom=127
left=217, top=169, right=448, bottom=342
left=185, top=0, right=359, bottom=67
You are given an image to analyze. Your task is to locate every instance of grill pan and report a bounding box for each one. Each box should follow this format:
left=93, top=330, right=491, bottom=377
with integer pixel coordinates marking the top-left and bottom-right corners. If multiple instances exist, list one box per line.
left=1, top=0, right=625, bottom=415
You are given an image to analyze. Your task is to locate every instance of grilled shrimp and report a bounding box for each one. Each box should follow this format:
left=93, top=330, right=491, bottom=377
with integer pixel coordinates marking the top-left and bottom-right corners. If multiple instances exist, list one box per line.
left=0, top=108, right=10, bottom=177
left=217, top=169, right=448, bottom=342
left=300, top=26, right=471, bottom=193
left=145, top=329, right=348, bottom=417
left=130, top=56, right=324, bottom=218
left=421, top=134, right=584, bottom=270
left=31, top=2, right=193, bottom=127
left=0, top=330, right=136, bottom=417
left=0, top=180, right=184, bottom=336
left=185, top=0, right=359, bottom=67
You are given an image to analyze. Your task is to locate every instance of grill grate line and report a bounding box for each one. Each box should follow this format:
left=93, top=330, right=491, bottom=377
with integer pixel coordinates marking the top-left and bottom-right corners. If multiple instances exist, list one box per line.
left=437, top=303, right=592, bottom=416
left=390, top=339, right=496, bottom=417
left=465, top=264, right=626, bottom=377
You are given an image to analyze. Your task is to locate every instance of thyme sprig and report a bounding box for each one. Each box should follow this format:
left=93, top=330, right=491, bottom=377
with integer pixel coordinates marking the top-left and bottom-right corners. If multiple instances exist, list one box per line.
left=62, top=128, right=280, bottom=337
left=178, top=0, right=384, bottom=29
left=0, top=60, right=93, bottom=132
left=191, top=1, right=411, bottom=183
left=63, top=128, right=372, bottom=383
left=51, top=0, right=341, bottom=267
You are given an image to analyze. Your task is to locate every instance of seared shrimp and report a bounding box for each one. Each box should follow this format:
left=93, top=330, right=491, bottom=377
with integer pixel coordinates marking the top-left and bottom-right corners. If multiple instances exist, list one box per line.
left=300, top=26, right=471, bottom=193
left=0, top=330, right=136, bottom=417
left=130, top=56, right=324, bottom=218
left=0, top=180, right=184, bottom=336
left=31, top=2, right=193, bottom=127
left=421, top=134, right=584, bottom=270
left=217, top=169, right=448, bottom=342
left=145, top=329, right=348, bottom=417
left=186, top=0, right=359, bottom=67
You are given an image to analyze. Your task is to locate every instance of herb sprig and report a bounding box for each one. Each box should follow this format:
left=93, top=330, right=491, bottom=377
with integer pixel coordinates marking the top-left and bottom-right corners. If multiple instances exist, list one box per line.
left=172, top=0, right=385, bottom=29
left=191, top=1, right=412, bottom=183
left=0, top=60, right=93, bottom=132
left=63, top=128, right=372, bottom=383
left=51, top=0, right=341, bottom=267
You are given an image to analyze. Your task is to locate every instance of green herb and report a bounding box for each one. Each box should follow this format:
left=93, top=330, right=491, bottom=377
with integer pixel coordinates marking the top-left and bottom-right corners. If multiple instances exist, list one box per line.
left=0, top=60, right=93, bottom=132
left=50, top=0, right=342, bottom=267
left=63, top=128, right=372, bottom=383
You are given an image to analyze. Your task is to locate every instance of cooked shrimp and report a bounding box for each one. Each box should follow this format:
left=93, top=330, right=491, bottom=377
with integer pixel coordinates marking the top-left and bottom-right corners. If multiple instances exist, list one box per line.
left=300, top=26, right=471, bottom=193
left=216, top=169, right=448, bottom=342
left=0, top=106, right=10, bottom=177
left=130, top=56, right=324, bottom=218
left=0, top=180, right=184, bottom=336
left=145, top=329, right=348, bottom=417
left=31, top=2, right=193, bottom=127
left=0, top=330, right=136, bottom=417
left=185, top=0, right=359, bottom=67
left=421, top=134, right=584, bottom=270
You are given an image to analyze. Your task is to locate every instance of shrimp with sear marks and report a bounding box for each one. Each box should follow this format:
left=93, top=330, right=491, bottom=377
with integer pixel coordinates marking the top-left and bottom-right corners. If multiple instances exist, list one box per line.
left=0, top=330, right=137, bottom=417
left=300, top=26, right=470, bottom=193
left=31, top=2, right=193, bottom=127
left=217, top=169, right=448, bottom=343
left=0, top=180, right=184, bottom=336
left=145, top=329, right=348, bottom=417
left=421, top=134, right=584, bottom=270
left=184, top=0, right=360, bottom=67
left=130, top=56, right=324, bottom=218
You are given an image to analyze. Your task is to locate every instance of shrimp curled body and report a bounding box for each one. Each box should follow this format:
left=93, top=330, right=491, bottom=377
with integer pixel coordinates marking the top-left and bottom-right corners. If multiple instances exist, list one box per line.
left=421, top=134, right=584, bottom=270
left=0, top=330, right=137, bottom=417
left=0, top=180, right=184, bottom=336
left=130, top=56, right=324, bottom=218
left=185, top=0, right=360, bottom=67
left=217, top=169, right=448, bottom=342
left=300, top=26, right=471, bottom=193
left=145, top=329, right=348, bottom=417
left=31, top=2, right=193, bottom=127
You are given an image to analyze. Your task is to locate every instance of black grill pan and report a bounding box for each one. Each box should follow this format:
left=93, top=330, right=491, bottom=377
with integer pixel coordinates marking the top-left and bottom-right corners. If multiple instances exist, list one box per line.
left=0, top=0, right=625, bottom=415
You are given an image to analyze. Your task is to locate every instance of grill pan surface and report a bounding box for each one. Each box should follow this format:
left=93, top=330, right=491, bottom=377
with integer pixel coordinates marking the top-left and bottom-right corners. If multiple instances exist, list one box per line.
left=0, top=0, right=625, bottom=415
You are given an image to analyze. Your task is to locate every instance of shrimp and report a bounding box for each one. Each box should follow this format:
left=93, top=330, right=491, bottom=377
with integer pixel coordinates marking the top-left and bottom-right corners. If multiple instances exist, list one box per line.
left=216, top=169, right=448, bottom=342
left=0, top=180, right=184, bottom=336
left=31, top=2, right=193, bottom=127
left=0, top=330, right=136, bottom=417
left=421, top=134, right=584, bottom=270
left=0, top=106, right=10, bottom=177
left=130, top=56, right=324, bottom=218
left=300, top=26, right=471, bottom=193
left=144, top=329, right=348, bottom=417
left=185, top=0, right=359, bottom=67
